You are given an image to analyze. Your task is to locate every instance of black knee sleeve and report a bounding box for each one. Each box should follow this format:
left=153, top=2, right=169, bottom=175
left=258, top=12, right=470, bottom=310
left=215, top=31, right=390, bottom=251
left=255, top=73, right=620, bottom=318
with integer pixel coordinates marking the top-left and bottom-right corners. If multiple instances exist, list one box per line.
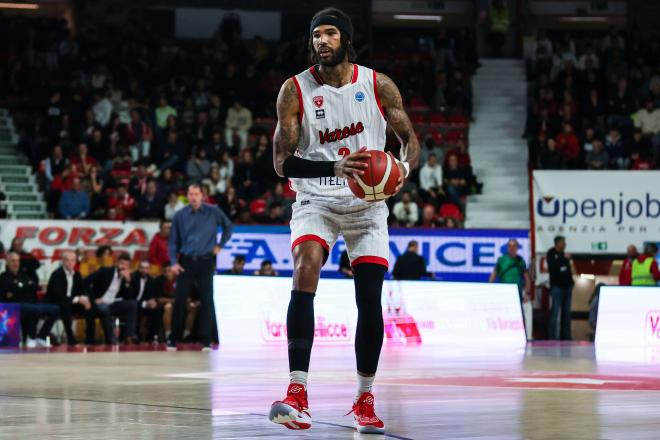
left=287, top=290, right=315, bottom=372
left=353, top=263, right=387, bottom=375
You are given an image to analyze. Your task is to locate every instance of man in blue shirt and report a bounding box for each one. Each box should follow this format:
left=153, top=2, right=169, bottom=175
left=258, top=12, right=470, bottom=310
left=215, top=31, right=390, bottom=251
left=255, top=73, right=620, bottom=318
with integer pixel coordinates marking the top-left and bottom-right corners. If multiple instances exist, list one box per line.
left=59, top=178, right=90, bottom=219
left=167, top=183, right=233, bottom=350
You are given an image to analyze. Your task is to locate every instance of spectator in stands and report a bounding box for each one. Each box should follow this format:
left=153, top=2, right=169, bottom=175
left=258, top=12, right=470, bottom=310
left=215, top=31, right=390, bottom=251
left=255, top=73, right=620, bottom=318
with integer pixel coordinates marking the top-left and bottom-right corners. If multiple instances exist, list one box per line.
left=126, top=109, right=153, bottom=163
left=585, top=137, right=609, bottom=170
left=392, top=241, right=434, bottom=280
left=254, top=260, right=278, bottom=276
left=265, top=202, right=285, bottom=224
left=443, top=155, right=468, bottom=206
left=224, top=99, right=253, bottom=152
left=635, top=98, right=660, bottom=159
left=206, top=129, right=227, bottom=161
left=70, top=142, right=98, bottom=177
left=92, top=91, right=112, bottom=127
left=338, top=250, right=353, bottom=278
left=129, top=260, right=160, bottom=342
left=208, top=95, right=226, bottom=128
left=393, top=191, right=419, bottom=227
left=149, top=220, right=171, bottom=267
left=607, top=78, right=634, bottom=130
left=9, top=237, right=41, bottom=284
left=420, top=137, right=444, bottom=167
left=487, top=0, right=510, bottom=57
left=107, top=183, right=135, bottom=220
left=164, top=192, right=185, bottom=221
left=186, top=147, right=212, bottom=183
left=225, top=255, right=246, bottom=275
left=578, top=44, right=600, bottom=71
left=605, top=127, right=628, bottom=169
left=59, top=177, right=90, bottom=219
left=556, top=122, right=580, bottom=169
left=618, top=244, right=638, bottom=286
left=158, top=130, right=184, bottom=171
left=44, top=251, right=96, bottom=345
left=419, top=153, right=444, bottom=203
left=85, top=252, right=138, bottom=345
left=233, top=149, right=260, bottom=200
left=129, top=162, right=150, bottom=198
left=157, top=168, right=178, bottom=201
left=417, top=204, right=442, bottom=228
left=489, top=239, right=531, bottom=303
left=155, top=96, right=178, bottom=130
left=136, top=180, right=164, bottom=220
left=547, top=235, right=574, bottom=340
left=631, top=243, right=660, bottom=286
left=88, top=129, right=110, bottom=172
left=43, top=144, right=67, bottom=187
left=0, top=253, right=59, bottom=348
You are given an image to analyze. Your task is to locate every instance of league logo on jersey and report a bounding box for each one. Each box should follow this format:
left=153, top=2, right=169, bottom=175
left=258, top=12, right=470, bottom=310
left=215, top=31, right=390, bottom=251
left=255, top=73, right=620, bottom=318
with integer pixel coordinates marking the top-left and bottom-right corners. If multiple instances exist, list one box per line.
left=313, top=96, right=324, bottom=108
left=354, top=91, right=365, bottom=103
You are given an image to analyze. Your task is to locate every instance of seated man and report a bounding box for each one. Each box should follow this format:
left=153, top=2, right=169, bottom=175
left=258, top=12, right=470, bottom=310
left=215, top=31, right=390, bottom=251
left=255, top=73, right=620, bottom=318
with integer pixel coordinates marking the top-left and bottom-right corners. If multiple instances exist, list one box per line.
left=44, top=251, right=97, bottom=345
left=129, top=260, right=160, bottom=342
left=0, top=252, right=60, bottom=347
left=155, top=264, right=198, bottom=342
left=85, top=253, right=138, bottom=344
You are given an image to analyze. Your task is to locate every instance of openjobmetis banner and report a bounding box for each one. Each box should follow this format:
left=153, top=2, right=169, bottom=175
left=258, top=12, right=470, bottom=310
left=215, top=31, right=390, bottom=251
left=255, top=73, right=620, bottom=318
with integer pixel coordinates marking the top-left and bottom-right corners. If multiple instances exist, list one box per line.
left=532, top=171, right=660, bottom=254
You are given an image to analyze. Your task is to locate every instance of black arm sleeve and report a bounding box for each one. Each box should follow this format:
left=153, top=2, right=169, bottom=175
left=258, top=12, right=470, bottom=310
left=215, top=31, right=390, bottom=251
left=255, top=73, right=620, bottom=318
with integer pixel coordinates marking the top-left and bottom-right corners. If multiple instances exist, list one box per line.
left=282, top=155, right=335, bottom=178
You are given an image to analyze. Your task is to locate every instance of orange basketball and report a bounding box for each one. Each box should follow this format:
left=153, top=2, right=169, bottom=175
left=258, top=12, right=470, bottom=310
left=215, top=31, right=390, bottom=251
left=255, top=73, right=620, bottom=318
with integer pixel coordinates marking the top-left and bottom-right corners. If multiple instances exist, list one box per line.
left=347, top=150, right=401, bottom=202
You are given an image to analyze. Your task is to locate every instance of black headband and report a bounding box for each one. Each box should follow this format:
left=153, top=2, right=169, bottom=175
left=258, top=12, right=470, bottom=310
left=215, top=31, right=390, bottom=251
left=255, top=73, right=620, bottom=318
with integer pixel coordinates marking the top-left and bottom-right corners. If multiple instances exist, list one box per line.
left=309, top=13, right=353, bottom=41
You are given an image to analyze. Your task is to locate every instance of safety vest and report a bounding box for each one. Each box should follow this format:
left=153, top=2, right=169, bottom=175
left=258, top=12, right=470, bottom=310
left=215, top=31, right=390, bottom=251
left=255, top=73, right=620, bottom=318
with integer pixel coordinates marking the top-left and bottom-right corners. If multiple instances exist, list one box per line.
left=631, top=257, right=656, bottom=286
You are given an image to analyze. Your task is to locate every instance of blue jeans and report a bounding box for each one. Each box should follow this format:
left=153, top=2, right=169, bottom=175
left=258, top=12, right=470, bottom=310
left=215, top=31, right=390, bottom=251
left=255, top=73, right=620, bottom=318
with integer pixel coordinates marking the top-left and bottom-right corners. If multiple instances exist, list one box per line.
left=20, top=303, right=60, bottom=339
left=549, top=287, right=572, bottom=340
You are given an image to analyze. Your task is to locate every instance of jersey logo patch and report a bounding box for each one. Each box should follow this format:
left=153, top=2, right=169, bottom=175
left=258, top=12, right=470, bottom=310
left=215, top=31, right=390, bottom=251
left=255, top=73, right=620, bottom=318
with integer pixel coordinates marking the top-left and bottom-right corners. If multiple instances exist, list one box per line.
left=354, top=91, right=365, bottom=103
left=313, top=96, right=324, bottom=108
left=315, top=109, right=325, bottom=119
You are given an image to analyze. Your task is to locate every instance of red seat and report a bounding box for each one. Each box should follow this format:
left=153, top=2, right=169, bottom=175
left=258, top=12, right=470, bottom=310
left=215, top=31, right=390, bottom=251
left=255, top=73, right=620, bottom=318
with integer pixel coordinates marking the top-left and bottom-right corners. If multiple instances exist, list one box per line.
left=409, top=113, right=427, bottom=124
left=439, top=203, right=463, bottom=221
left=429, top=112, right=447, bottom=124
left=249, top=199, right=267, bottom=216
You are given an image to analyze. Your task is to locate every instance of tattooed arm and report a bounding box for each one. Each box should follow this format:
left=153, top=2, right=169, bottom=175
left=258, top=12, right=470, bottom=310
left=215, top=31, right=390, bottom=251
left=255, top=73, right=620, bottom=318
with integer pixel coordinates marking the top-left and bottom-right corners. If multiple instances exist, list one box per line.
left=273, top=78, right=370, bottom=179
left=376, top=72, right=421, bottom=176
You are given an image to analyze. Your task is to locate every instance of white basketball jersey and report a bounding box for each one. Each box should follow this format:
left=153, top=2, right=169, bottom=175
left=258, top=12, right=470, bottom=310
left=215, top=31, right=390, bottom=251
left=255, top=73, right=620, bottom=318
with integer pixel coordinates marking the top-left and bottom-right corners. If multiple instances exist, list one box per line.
left=290, top=64, right=387, bottom=200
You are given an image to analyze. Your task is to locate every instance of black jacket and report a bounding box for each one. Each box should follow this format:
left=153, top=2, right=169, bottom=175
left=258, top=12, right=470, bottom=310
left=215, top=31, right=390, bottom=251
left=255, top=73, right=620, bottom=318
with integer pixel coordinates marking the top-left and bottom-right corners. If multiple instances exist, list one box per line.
left=392, top=251, right=431, bottom=280
left=45, top=266, right=85, bottom=304
left=127, top=272, right=157, bottom=303
left=0, top=270, right=38, bottom=303
left=547, top=247, right=574, bottom=287
left=85, top=266, right=133, bottom=301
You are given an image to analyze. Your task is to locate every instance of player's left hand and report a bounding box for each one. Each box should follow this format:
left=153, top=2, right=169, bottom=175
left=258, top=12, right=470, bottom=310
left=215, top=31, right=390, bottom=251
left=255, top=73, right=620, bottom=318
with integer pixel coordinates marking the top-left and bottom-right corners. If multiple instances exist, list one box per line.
left=213, top=245, right=222, bottom=255
left=387, top=152, right=407, bottom=195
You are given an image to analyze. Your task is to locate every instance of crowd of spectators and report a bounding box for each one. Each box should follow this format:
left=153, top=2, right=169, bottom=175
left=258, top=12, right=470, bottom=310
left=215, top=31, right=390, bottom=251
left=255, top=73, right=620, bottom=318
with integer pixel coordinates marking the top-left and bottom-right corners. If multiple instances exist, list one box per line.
left=525, top=28, right=660, bottom=170
left=0, top=13, right=477, bottom=229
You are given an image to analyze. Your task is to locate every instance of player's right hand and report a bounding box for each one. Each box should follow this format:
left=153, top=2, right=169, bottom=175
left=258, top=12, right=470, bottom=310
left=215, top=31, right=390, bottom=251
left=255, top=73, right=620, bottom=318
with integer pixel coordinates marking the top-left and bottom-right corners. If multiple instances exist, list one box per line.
left=171, top=264, right=185, bottom=276
left=334, top=147, right=370, bottom=181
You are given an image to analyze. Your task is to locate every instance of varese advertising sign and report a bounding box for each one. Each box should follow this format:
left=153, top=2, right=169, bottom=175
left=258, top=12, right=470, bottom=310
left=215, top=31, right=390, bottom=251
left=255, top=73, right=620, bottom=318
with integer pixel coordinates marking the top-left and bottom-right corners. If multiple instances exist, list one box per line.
left=533, top=171, right=660, bottom=253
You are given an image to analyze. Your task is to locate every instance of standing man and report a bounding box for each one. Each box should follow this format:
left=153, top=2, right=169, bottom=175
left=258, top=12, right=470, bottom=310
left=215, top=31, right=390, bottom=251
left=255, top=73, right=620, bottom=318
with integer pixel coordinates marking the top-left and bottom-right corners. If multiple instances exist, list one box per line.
left=167, top=184, right=233, bottom=351
left=547, top=235, right=574, bottom=340
left=489, top=239, right=531, bottom=301
left=44, top=251, right=96, bottom=346
left=631, top=243, right=660, bottom=286
left=489, top=239, right=532, bottom=339
left=392, top=241, right=434, bottom=281
left=618, top=244, right=638, bottom=286
left=268, top=7, right=420, bottom=434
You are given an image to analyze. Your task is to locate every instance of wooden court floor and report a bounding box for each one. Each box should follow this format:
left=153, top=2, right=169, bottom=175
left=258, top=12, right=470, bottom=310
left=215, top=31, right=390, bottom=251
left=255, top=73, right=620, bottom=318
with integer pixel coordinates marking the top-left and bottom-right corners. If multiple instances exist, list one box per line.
left=0, top=342, right=659, bottom=439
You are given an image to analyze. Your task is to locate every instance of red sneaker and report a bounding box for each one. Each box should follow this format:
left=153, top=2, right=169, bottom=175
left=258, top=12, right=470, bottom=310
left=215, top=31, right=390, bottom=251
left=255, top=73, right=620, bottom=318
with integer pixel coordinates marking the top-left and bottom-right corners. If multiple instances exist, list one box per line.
left=348, top=392, right=385, bottom=434
left=269, top=383, right=312, bottom=430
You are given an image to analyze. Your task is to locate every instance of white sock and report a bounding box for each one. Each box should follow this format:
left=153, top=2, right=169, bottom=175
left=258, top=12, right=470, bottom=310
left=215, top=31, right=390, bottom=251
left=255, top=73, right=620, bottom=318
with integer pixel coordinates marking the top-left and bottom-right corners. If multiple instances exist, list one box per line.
left=355, top=374, right=375, bottom=402
left=289, top=370, right=308, bottom=389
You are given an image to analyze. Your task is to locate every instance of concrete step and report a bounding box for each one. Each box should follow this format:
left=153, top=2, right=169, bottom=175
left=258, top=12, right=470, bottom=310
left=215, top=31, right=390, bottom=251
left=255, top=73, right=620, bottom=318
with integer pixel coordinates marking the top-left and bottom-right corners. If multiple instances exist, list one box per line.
left=2, top=184, right=37, bottom=193
left=0, top=174, right=35, bottom=185
left=10, top=212, right=48, bottom=220
left=7, top=201, right=47, bottom=213
left=0, top=166, right=30, bottom=175
left=7, top=193, right=42, bottom=202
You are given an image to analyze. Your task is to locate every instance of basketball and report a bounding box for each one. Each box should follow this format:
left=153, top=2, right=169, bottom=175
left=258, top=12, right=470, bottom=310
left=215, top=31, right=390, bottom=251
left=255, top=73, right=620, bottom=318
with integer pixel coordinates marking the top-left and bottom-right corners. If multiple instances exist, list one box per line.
left=348, top=150, right=401, bottom=202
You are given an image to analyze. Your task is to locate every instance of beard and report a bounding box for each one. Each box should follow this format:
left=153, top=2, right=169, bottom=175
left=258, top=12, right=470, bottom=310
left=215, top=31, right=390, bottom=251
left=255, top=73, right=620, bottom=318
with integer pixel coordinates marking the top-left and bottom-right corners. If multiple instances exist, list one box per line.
left=317, top=43, right=347, bottom=67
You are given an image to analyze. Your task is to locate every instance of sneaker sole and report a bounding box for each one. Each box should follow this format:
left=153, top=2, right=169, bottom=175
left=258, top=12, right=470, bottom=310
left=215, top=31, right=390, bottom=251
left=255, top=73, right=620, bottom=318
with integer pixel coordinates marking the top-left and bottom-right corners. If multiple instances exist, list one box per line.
left=269, top=402, right=311, bottom=430
left=354, top=421, right=386, bottom=434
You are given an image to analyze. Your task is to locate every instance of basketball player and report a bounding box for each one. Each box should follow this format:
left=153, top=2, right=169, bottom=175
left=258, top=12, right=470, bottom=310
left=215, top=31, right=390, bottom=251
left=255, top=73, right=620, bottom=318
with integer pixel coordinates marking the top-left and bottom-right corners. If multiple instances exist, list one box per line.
left=268, top=7, right=420, bottom=433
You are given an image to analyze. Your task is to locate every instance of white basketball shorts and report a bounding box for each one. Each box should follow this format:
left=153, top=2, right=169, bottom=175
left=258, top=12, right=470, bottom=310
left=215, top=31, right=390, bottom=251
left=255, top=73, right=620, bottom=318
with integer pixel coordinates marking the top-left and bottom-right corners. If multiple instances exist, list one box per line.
left=289, top=197, right=390, bottom=269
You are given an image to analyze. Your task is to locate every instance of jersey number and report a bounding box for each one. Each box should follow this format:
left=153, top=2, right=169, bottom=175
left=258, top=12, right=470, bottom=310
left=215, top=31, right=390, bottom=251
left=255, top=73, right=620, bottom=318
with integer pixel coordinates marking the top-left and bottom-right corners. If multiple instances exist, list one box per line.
left=338, top=147, right=350, bottom=158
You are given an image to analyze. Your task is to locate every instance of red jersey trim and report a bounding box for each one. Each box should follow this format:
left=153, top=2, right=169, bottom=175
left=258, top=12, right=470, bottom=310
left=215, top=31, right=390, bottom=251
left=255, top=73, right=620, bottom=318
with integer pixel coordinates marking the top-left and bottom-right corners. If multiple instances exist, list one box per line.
left=310, top=66, right=324, bottom=85
left=292, top=76, right=304, bottom=124
left=373, top=70, right=386, bottom=119
left=351, top=255, right=389, bottom=269
left=352, top=64, right=359, bottom=83
left=292, top=234, right=330, bottom=253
